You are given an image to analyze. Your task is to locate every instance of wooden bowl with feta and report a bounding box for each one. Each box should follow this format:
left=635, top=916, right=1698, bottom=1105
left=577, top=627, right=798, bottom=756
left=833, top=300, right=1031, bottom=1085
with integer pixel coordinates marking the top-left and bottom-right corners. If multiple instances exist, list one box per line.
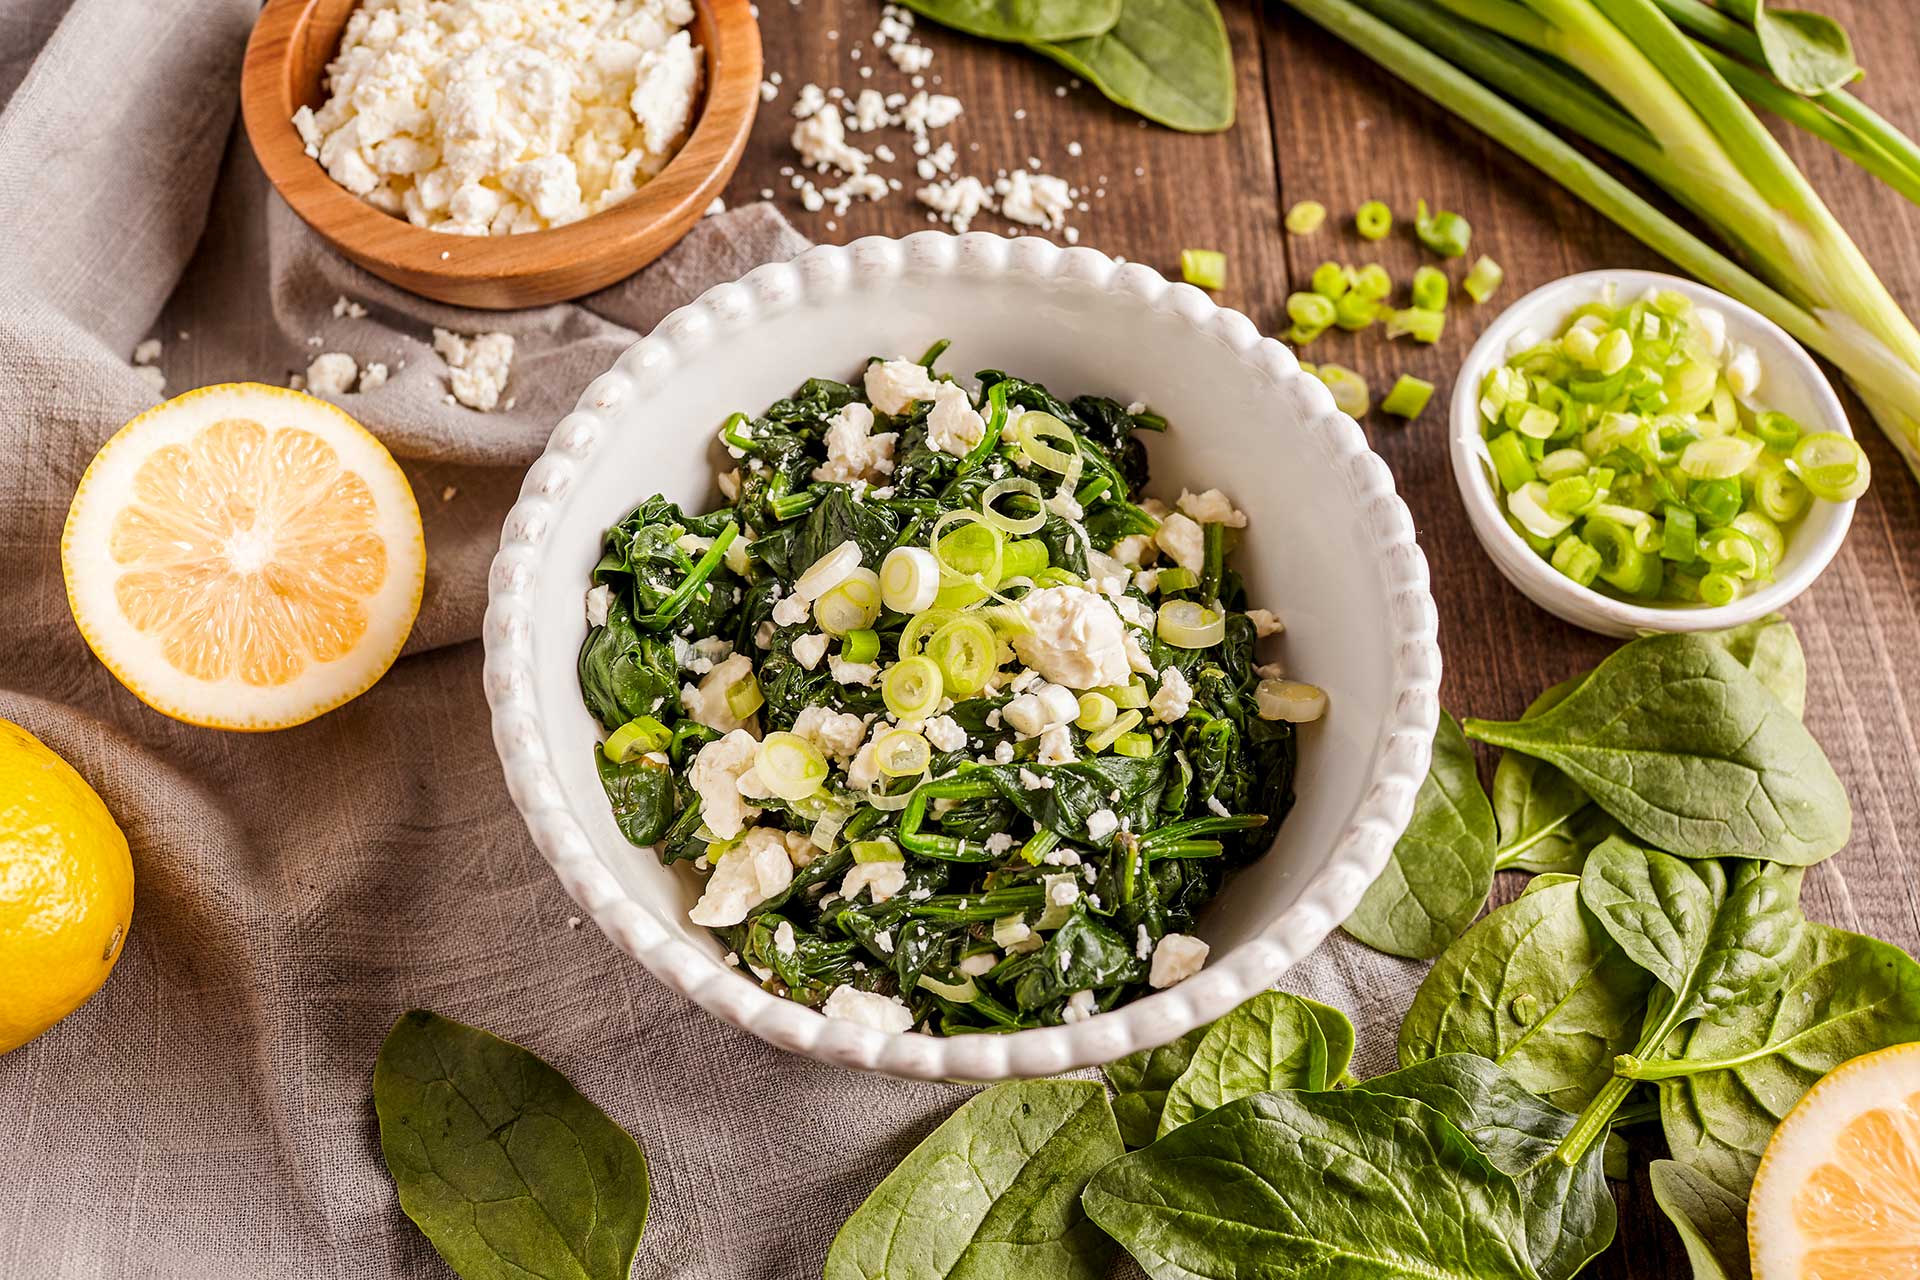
left=240, top=0, right=761, bottom=309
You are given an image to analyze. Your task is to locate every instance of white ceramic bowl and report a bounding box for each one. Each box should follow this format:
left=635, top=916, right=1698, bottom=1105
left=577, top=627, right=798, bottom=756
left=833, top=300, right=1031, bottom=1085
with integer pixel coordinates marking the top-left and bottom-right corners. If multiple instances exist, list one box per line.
left=1450, top=269, right=1856, bottom=638
left=484, top=233, right=1441, bottom=1080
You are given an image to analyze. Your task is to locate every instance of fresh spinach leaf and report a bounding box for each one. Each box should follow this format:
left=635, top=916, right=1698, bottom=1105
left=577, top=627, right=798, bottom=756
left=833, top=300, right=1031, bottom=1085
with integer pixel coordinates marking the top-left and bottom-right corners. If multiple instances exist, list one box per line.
left=1103, top=1024, right=1211, bottom=1148
left=1648, top=1160, right=1747, bottom=1280
left=1300, top=994, right=1357, bottom=1087
left=1464, top=633, right=1850, bottom=865
left=1154, top=992, right=1340, bottom=1136
left=594, top=750, right=679, bottom=846
left=1706, top=614, right=1808, bottom=719
left=825, top=1080, right=1122, bottom=1280
left=1720, top=0, right=1858, bottom=96
left=1033, top=0, right=1236, bottom=134
left=898, top=0, right=1119, bottom=42
left=1577, top=837, right=1719, bottom=999
left=1354, top=1054, right=1616, bottom=1280
left=1493, top=679, right=1608, bottom=874
left=1648, top=923, right=1920, bottom=1198
left=1342, top=710, right=1497, bottom=959
left=1400, top=877, right=1654, bottom=1111
left=1082, top=1089, right=1541, bottom=1279
left=373, top=1011, right=648, bottom=1280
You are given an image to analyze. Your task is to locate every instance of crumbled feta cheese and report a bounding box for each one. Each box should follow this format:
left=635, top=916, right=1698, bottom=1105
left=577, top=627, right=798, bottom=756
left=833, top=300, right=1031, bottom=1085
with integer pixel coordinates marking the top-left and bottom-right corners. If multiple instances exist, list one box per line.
left=681, top=653, right=758, bottom=733
left=133, top=365, right=166, bottom=396
left=840, top=859, right=908, bottom=904
left=791, top=631, right=830, bottom=669
left=1017, top=766, right=1055, bottom=791
left=792, top=104, right=870, bottom=175
left=998, top=169, right=1073, bottom=230
left=926, top=382, right=985, bottom=455
left=916, top=175, right=990, bottom=231
left=1035, top=683, right=1080, bottom=728
left=864, top=358, right=940, bottom=415
left=433, top=328, right=514, bottom=411
left=983, top=832, right=1014, bottom=855
left=1085, top=809, right=1119, bottom=842
left=133, top=338, right=163, bottom=365
left=687, top=729, right=763, bottom=839
left=958, top=951, right=998, bottom=977
left=305, top=352, right=359, bottom=396
left=823, top=985, right=914, bottom=1033
left=1135, top=925, right=1154, bottom=960
left=689, top=826, right=792, bottom=926
left=1037, top=724, right=1077, bottom=766
left=359, top=361, right=390, bottom=391
left=1042, top=847, right=1081, bottom=867
left=1123, top=632, right=1156, bottom=676
left=1154, top=512, right=1206, bottom=572
left=1012, top=586, right=1131, bottom=689
left=1061, top=990, right=1098, bottom=1024
left=1045, top=874, right=1081, bottom=907
left=297, top=3, right=700, bottom=234
left=922, top=714, right=967, bottom=752
left=1246, top=608, right=1285, bottom=638
left=829, top=655, right=879, bottom=686
left=1177, top=488, right=1249, bottom=528
left=1110, top=533, right=1157, bottom=568
left=585, top=584, right=612, bottom=627
left=331, top=295, right=368, bottom=320
left=1150, top=666, right=1193, bottom=725
left=792, top=705, right=867, bottom=762
left=1002, top=693, right=1046, bottom=738
left=811, top=400, right=898, bottom=483
left=1206, top=795, right=1231, bottom=819
left=1149, top=933, right=1210, bottom=988
left=773, top=920, right=797, bottom=956
left=992, top=741, right=1016, bottom=764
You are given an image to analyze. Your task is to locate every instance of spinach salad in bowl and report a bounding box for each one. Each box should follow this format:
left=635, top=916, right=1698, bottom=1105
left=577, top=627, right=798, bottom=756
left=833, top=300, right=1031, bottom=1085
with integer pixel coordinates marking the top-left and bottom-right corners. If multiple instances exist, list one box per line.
left=577, top=343, right=1325, bottom=1035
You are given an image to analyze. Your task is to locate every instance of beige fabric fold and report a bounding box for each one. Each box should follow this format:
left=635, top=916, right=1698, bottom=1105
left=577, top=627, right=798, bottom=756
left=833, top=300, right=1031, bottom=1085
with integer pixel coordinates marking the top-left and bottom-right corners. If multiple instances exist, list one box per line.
left=0, top=3, right=1424, bottom=1276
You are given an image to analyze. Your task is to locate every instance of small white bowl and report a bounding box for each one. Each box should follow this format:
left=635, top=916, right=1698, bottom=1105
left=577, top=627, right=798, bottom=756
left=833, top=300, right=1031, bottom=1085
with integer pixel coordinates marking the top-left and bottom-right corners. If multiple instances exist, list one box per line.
left=1450, top=269, right=1856, bottom=637
left=484, top=233, right=1441, bottom=1080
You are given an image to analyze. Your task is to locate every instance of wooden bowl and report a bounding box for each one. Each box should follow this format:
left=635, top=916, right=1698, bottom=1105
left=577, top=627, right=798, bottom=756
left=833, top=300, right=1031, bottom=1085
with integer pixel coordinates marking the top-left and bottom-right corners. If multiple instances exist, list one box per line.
left=240, top=0, right=761, bottom=309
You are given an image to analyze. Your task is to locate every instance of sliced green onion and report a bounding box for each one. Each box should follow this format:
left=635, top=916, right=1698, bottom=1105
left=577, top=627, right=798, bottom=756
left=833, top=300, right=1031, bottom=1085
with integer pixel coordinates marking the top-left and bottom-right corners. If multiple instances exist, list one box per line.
left=1487, top=432, right=1537, bottom=493
left=1546, top=475, right=1597, bottom=517
left=1701, top=526, right=1763, bottom=580
left=1380, top=375, right=1434, bottom=420
left=795, top=539, right=863, bottom=601
left=980, top=477, right=1046, bottom=536
left=1754, top=411, right=1802, bottom=454
left=1288, top=292, right=1337, bottom=330
left=1386, top=306, right=1446, bottom=344
left=1552, top=535, right=1603, bottom=586
left=1256, top=679, right=1328, bottom=722
left=882, top=654, right=944, bottom=720
left=1352, top=262, right=1393, bottom=299
left=1701, top=571, right=1742, bottom=607
left=1333, top=292, right=1380, bottom=331
left=1180, top=248, right=1227, bottom=290
left=1076, top=691, right=1118, bottom=732
left=1285, top=200, right=1327, bottom=234
left=881, top=546, right=940, bottom=614
left=1537, top=448, right=1591, bottom=482
left=917, top=972, right=979, bottom=1003
left=1087, top=709, right=1144, bottom=752
left=1414, top=198, right=1471, bottom=257
left=725, top=675, right=764, bottom=722
left=928, top=614, right=999, bottom=695
left=1513, top=405, right=1558, bottom=440
left=1585, top=517, right=1659, bottom=596
left=1316, top=363, right=1371, bottom=416
left=1286, top=322, right=1329, bottom=346
left=840, top=628, right=880, bottom=664
left=852, top=837, right=903, bottom=864
left=1661, top=504, right=1699, bottom=562
left=756, top=731, right=827, bottom=801
left=1790, top=432, right=1871, bottom=501
left=1112, top=731, right=1154, bottom=758
left=1355, top=200, right=1393, bottom=240
left=816, top=568, right=882, bottom=635
left=1411, top=265, right=1449, bottom=311
left=1099, top=681, right=1150, bottom=710
left=1311, top=261, right=1351, bottom=299
left=876, top=728, right=931, bottom=778
left=1154, top=567, right=1199, bottom=594
left=1679, top=436, right=1763, bottom=480
left=899, top=609, right=957, bottom=658
left=1508, top=481, right=1574, bottom=540
left=1463, top=255, right=1504, bottom=303
left=1731, top=512, right=1785, bottom=569
left=1157, top=600, right=1226, bottom=649
left=1011, top=411, right=1080, bottom=476
left=1753, top=460, right=1811, bottom=522
left=603, top=714, right=672, bottom=762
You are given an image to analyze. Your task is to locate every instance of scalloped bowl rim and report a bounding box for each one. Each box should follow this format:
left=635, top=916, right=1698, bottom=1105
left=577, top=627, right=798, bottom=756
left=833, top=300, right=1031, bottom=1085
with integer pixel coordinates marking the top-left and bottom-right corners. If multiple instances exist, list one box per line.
left=482, top=232, right=1442, bottom=1080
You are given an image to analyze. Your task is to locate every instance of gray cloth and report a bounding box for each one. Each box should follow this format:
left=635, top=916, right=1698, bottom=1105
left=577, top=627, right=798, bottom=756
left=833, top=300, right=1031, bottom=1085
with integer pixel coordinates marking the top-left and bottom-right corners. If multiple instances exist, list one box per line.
left=0, top=2, right=1422, bottom=1277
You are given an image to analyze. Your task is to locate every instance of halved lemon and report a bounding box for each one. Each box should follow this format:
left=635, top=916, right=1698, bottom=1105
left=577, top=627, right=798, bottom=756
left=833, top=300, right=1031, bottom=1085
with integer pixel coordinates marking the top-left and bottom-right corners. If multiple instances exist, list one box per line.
left=62, top=384, right=424, bottom=731
left=1750, top=1041, right=1920, bottom=1279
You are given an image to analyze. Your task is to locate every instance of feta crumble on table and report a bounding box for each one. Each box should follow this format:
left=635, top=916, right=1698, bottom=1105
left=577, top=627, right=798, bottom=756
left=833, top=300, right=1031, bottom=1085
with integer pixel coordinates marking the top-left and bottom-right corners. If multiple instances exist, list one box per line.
left=433, top=328, right=515, bottom=411
left=295, top=0, right=701, bottom=235
left=305, top=352, right=359, bottom=396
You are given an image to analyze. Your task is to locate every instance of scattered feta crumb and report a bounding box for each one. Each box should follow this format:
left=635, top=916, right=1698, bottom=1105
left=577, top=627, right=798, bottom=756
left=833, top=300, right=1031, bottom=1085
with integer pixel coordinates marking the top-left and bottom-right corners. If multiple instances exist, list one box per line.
left=133, top=365, right=166, bottom=396
left=1085, top=809, right=1119, bottom=842
left=1246, top=609, right=1285, bottom=638
left=1150, top=666, right=1193, bottom=725
left=824, top=985, right=914, bottom=1033
left=305, top=351, right=359, bottom=396
left=331, top=295, right=367, bottom=320
left=689, top=827, right=793, bottom=927
left=358, top=361, right=389, bottom=391
left=585, top=584, right=612, bottom=627
left=1177, top=488, right=1249, bottom=528
left=433, top=328, right=514, bottom=411
left=791, top=631, right=830, bottom=669
left=1061, top=990, right=1098, bottom=1024
left=133, top=338, right=163, bottom=365
left=1149, top=933, right=1210, bottom=988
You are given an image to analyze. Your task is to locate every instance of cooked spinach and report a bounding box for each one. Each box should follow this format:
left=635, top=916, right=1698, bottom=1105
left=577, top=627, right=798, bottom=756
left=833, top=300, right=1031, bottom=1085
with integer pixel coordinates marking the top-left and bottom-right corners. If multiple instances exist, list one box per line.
left=1154, top=990, right=1349, bottom=1135
left=1399, top=876, right=1654, bottom=1110
left=372, top=1011, right=648, bottom=1280
left=1342, top=710, right=1496, bottom=959
left=1083, top=1089, right=1542, bottom=1279
left=579, top=601, right=679, bottom=731
left=825, top=1080, right=1122, bottom=1280
left=1464, top=633, right=1850, bottom=865
left=594, top=750, right=679, bottom=846
left=1033, top=0, right=1237, bottom=134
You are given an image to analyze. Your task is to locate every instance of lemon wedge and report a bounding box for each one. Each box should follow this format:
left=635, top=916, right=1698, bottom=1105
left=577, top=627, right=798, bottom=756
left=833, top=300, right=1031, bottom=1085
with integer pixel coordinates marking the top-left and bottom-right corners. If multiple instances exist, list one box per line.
left=62, top=384, right=424, bottom=731
left=1750, top=1040, right=1920, bottom=1279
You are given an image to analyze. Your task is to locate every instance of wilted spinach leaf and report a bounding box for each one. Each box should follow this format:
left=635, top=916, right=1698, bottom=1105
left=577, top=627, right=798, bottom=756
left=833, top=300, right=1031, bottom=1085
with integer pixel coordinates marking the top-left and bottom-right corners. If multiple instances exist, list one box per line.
left=1464, top=634, right=1850, bottom=865
left=1083, top=1089, right=1541, bottom=1279
left=578, top=601, right=678, bottom=730
left=594, top=750, right=679, bottom=846
left=825, top=1080, right=1122, bottom=1280
left=1010, top=908, right=1145, bottom=1012
left=1343, top=710, right=1496, bottom=959
left=373, top=1010, right=649, bottom=1280
left=1155, top=991, right=1347, bottom=1136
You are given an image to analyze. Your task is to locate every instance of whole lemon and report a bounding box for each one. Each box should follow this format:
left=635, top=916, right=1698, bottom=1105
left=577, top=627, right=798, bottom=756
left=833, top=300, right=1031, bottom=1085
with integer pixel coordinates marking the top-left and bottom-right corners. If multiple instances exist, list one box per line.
left=0, top=718, right=133, bottom=1054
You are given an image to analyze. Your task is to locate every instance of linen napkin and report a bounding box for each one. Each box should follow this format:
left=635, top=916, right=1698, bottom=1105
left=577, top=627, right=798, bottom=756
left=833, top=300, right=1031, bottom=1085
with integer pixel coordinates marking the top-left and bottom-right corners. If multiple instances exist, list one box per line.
left=0, top=2, right=1425, bottom=1276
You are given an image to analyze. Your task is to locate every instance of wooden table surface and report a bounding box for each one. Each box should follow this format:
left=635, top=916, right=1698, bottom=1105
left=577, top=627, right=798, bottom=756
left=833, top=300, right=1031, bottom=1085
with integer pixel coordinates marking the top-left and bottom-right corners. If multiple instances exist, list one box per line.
left=719, top=3, right=1920, bottom=1273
